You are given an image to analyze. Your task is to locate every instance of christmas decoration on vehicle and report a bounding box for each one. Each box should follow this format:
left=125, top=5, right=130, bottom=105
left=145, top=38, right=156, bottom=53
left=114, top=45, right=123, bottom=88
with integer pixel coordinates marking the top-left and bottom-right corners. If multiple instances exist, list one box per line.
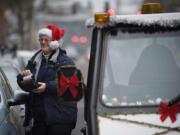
left=57, top=65, right=85, bottom=101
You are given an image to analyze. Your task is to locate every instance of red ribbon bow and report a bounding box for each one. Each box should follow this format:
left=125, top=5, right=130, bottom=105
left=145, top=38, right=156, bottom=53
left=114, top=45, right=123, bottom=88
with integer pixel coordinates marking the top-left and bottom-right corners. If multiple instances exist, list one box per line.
left=158, top=102, right=180, bottom=123
left=59, top=74, right=80, bottom=98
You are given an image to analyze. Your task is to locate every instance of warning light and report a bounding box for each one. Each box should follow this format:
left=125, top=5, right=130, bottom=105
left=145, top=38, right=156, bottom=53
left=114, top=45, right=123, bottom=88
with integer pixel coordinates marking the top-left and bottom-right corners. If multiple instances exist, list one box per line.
left=80, top=36, right=88, bottom=44
left=107, top=9, right=115, bottom=16
left=95, top=12, right=109, bottom=24
left=136, top=9, right=141, bottom=15
left=71, top=35, right=78, bottom=44
left=141, top=3, right=162, bottom=14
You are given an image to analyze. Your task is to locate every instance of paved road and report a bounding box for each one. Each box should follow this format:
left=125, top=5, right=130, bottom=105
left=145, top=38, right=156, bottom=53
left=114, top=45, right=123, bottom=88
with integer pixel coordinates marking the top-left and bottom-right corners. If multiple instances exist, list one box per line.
left=72, top=98, right=85, bottom=135
left=71, top=53, right=88, bottom=135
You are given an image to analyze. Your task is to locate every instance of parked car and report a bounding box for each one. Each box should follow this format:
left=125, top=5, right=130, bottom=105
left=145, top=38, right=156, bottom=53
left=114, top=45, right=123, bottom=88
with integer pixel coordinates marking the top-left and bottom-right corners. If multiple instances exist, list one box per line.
left=0, top=62, right=21, bottom=91
left=0, top=62, right=26, bottom=117
left=0, top=66, right=27, bottom=135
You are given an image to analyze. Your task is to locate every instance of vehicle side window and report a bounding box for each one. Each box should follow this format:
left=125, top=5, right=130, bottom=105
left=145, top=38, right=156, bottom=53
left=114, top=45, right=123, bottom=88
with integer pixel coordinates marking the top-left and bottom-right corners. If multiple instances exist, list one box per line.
left=0, top=71, right=12, bottom=99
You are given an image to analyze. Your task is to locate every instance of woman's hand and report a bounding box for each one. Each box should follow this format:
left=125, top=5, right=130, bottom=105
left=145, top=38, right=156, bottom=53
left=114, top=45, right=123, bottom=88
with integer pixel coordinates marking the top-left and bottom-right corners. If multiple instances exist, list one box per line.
left=21, top=70, right=32, bottom=76
left=33, top=82, right=46, bottom=93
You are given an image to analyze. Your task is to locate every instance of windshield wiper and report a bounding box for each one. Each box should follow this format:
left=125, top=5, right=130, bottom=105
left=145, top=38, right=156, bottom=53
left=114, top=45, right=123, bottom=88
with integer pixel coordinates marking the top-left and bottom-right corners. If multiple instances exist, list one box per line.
left=168, top=94, right=180, bottom=106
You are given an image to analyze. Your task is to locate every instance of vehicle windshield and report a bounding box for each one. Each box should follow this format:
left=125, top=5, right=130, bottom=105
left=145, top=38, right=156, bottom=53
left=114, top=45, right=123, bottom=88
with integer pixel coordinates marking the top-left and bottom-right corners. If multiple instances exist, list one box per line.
left=1, top=67, right=20, bottom=91
left=102, top=30, right=180, bottom=107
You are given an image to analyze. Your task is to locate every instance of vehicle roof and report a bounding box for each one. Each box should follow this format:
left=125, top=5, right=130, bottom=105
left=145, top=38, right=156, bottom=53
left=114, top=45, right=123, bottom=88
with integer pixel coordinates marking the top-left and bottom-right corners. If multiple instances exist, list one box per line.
left=86, top=12, right=180, bottom=30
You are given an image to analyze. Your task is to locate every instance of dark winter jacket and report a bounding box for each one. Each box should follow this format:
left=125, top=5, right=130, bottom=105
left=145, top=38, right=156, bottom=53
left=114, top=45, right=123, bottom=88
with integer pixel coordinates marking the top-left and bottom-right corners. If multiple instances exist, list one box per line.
left=21, top=49, right=77, bottom=127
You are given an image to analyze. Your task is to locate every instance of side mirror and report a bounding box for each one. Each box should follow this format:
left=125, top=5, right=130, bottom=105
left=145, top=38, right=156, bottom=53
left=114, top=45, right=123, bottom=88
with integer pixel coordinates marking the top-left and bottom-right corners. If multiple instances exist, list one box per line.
left=7, top=91, right=29, bottom=107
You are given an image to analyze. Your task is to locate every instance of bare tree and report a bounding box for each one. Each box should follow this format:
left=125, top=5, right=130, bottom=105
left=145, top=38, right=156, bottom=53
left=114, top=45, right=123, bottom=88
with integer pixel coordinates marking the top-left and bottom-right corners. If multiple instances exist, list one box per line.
left=14, top=0, right=35, bottom=50
left=0, top=0, right=35, bottom=50
left=0, top=0, right=9, bottom=46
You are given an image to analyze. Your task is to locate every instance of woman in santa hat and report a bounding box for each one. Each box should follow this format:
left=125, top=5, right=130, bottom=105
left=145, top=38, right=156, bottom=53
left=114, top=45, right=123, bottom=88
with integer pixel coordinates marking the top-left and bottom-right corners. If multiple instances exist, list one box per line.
left=18, top=24, right=77, bottom=135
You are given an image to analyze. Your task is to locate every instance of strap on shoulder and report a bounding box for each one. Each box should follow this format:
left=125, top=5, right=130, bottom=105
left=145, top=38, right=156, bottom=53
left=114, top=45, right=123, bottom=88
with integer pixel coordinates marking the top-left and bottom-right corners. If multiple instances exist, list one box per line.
left=25, top=49, right=41, bottom=69
left=29, top=49, right=41, bottom=63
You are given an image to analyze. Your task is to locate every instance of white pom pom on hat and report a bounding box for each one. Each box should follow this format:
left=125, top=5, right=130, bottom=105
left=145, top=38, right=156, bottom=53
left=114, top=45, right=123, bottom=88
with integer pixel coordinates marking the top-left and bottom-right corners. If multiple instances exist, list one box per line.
left=38, top=24, right=65, bottom=50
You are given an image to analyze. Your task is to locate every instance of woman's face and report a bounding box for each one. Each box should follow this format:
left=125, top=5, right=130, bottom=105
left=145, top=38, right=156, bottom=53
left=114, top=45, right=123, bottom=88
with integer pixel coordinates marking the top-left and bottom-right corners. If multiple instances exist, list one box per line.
left=39, top=35, right=52, bottom=54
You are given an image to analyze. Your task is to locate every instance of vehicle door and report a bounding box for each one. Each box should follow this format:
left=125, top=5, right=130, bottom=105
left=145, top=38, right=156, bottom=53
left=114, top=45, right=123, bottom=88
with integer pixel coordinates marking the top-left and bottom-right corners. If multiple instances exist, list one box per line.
left=0, top=68, right=24, bottom=135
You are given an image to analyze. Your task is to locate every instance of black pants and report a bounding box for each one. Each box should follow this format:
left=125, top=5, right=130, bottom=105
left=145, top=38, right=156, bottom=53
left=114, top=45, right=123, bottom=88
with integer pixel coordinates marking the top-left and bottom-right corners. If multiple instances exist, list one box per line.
left=32, top=123, right=73, bottom=135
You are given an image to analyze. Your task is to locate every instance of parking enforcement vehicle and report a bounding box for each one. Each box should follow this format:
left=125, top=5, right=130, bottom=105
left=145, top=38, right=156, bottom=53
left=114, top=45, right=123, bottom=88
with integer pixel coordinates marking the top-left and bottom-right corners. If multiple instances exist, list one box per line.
left=84, top=3, right=180, bottom=135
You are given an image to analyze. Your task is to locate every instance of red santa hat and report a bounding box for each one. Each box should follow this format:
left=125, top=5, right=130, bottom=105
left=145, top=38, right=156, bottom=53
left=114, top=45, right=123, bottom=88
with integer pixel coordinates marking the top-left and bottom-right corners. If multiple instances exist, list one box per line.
left=38, top=24, right=65, bottom=50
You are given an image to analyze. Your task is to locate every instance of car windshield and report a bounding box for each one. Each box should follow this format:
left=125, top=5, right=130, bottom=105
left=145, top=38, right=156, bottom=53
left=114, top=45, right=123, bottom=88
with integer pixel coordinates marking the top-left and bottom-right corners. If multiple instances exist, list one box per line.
left=1, top=66, right=20, bottom=91
left=102, top=30, right=180, bottom=107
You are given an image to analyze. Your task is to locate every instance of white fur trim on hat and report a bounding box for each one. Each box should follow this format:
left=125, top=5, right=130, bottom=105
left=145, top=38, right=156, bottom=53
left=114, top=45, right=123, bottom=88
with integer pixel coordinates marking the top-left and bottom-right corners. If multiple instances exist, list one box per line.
left=49, top=39, right=63, bottom=50
left=59, top=38, right=63, bottom=48
left=38, top=28, right=52, bottom=39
